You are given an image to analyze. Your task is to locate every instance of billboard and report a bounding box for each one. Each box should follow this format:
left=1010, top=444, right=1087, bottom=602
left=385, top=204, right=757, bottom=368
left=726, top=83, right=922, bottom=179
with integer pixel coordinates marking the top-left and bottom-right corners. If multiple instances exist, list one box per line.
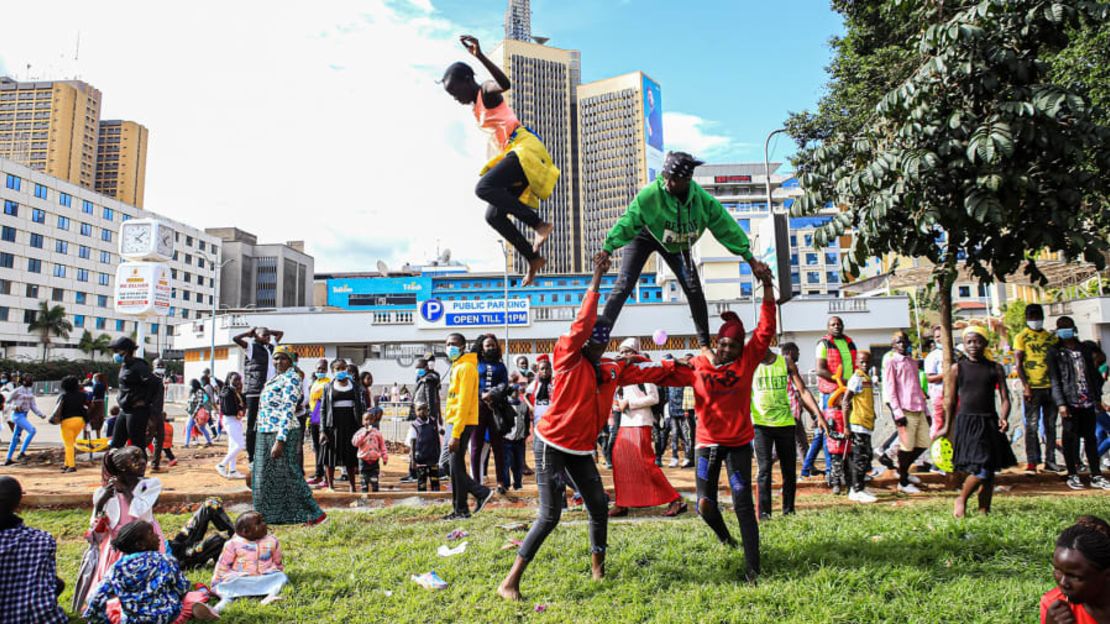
left=326, top=276, right=432, bottom=309
left=416, top=298, right=530, bottom=329
left=752, top=214, right=793, bottom=303
left=642, top=74, right=664, bottom=181
left=114, top=262, right=171, bottom=317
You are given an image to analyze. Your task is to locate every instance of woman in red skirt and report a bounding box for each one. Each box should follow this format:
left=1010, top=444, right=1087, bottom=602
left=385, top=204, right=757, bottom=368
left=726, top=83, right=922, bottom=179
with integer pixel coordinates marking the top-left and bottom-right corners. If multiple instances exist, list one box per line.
left=609, top=338, right=686, bottom=517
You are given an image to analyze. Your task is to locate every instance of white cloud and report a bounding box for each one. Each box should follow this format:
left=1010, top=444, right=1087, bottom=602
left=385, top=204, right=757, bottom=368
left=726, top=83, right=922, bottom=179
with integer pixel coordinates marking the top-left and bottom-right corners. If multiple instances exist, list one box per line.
left=663, top=111, right=750, bottom=160
left=0, top=0, right=508, bottom=272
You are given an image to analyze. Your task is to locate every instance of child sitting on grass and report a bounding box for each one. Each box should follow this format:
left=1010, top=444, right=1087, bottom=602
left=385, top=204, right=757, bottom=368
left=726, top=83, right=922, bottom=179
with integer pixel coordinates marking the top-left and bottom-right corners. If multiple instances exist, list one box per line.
left=1041, top=515, right=1109, bottom=623
left=352, top=408, right=388, bottom=493
left=210, top=511, right=288, bottom=614
left=409, top=402, right=441, bottom=492
left=84, top=519, right=217, bottom=623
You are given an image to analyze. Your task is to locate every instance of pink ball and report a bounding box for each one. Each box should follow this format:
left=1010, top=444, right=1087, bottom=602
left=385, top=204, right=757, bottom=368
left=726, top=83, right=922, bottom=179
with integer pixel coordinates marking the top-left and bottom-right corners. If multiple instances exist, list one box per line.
left=653, top=329, right=668, bottom=346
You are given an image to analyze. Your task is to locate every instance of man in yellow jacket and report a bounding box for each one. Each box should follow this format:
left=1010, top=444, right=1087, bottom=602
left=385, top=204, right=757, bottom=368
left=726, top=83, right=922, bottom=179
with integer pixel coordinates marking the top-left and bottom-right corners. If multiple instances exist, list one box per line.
left=443, top=333, right=494, bottom=520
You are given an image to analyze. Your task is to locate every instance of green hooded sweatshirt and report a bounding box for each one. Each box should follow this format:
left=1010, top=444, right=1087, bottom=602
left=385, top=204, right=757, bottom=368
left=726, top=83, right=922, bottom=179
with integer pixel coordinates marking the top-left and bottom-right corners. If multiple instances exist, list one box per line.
left=602, top=176, right=754, bottom=259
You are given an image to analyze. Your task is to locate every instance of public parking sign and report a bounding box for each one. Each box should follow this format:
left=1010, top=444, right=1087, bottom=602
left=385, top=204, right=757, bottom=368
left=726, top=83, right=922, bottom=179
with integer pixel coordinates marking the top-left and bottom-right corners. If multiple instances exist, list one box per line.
left=417, top=298, right=530, bottom=328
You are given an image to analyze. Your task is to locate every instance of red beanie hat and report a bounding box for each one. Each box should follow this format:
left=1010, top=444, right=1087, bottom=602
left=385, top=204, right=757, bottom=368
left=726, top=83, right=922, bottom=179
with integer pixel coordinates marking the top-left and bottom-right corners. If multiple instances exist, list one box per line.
left=718, top=311, right=746, bottom=342
left=536, top=354, right=550, bottom=364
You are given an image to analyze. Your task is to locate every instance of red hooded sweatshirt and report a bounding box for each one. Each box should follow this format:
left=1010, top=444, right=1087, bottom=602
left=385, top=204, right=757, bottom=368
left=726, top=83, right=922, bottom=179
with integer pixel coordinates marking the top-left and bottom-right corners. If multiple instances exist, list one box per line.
left=535, top=290, right=677, bottom=454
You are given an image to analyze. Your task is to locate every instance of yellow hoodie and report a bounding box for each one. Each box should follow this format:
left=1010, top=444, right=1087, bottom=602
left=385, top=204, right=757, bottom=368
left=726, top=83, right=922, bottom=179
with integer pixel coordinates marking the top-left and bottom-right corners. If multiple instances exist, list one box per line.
left=444, top=352, right=479, bottom=439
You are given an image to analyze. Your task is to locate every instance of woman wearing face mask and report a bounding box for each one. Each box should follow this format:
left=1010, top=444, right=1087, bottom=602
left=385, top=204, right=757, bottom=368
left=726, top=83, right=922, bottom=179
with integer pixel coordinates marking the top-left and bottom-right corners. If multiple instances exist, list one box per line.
left=472, top=334, right=514, bottom=492
left=1046, top=317, right=1110, bottom=491
left=305, top=360, right=331, bottom=488
left=108, top=337, right=155, bottom=457
left=216, top=373, right=247, bottom=480
left=320, top=360, right=365, bottom=492
left=4, top=374, right=45, bottom=466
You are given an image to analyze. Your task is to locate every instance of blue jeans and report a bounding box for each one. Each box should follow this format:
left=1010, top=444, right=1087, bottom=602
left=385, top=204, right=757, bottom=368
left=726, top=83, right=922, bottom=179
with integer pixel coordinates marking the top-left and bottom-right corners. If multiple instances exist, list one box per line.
left=1096, top=410, right=1110, bottom=458
left=6, top=411, right=36, bottom=461
left=185, top=414, right=212, bottom=447
left=801, top=393, right=832, bottom=476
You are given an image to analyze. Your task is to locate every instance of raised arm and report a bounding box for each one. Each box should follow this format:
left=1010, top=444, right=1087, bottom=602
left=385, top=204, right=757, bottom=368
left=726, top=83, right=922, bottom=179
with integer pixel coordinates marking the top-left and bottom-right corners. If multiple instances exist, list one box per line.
left=270, top=329, right=285, bottom=344
left=460, top=35, right=510, bottom=92
left=233, top=328, right=255, bottom=349
left=558, top=255, right=610, bottom=360
left=626, top=383, right=659, bottom=410
left=600, top=194, right=647, bottom=255
left=740, top=274, right=777, bottom=368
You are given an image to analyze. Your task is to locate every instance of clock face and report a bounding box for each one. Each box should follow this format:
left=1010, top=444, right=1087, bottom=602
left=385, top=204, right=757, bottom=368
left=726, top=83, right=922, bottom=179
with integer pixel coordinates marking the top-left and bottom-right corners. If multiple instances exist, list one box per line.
left=157, top=226, right=174, bottom=257
left=121, top=223, right=152, bottom=254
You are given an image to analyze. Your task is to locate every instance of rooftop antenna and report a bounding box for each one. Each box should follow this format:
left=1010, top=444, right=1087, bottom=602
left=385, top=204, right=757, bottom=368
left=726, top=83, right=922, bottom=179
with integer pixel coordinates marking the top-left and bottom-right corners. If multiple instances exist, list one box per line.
left=376, top=260, right=390, bottom=277
left=72, top=31, right=81, bottom=79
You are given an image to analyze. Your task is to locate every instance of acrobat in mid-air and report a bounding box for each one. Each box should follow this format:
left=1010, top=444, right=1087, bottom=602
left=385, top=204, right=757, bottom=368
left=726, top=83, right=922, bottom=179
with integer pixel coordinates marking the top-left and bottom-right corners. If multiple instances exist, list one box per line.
left=442, top=35, right=558, bottom=286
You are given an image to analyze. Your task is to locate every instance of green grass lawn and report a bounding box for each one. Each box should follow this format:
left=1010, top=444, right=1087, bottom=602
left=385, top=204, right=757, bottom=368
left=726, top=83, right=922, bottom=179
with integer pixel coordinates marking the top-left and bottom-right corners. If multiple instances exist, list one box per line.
left=28, top=495, right=1106, bottom=623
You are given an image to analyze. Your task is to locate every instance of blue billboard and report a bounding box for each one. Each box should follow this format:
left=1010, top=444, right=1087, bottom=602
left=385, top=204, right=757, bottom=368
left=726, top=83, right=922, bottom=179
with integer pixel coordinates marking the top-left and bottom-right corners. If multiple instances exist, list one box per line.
left=326, top=276, right=433, bottom=310
left=642, top=74, right=664, bottom=180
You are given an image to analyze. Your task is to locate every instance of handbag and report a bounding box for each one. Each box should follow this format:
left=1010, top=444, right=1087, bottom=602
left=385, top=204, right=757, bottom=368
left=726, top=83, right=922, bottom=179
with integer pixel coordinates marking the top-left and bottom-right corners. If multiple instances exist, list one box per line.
left=194, top=406, right=211, bottom=427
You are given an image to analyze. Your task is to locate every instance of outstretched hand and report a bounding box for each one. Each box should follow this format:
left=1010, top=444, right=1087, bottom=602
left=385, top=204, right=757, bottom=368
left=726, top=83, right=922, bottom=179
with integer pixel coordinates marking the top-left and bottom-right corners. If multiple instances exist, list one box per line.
left=593, top=251, right=611, bottom=274
left=749, top=258, right=773, bottom=284
left=460, top=35, right=481, bottom=56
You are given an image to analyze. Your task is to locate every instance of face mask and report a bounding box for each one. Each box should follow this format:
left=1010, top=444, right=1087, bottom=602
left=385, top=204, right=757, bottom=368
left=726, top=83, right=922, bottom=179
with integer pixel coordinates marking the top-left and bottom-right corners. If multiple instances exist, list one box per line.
left=416, top=369, right=427, bottom=378
left=446, top=345, right=462, bottom=361
left=1027, top=320, right=1044, bottom=331
left=335, top=371, right=350, bottom=382
left=314, top=372, right=326, bottom=379
left=113, top=353, right=125, bottom=364
left=1057, top=328, right=1076, bottom=340
left=154, top=368, right=166, bottom=376
left=22, top=380, right=32, bottom=387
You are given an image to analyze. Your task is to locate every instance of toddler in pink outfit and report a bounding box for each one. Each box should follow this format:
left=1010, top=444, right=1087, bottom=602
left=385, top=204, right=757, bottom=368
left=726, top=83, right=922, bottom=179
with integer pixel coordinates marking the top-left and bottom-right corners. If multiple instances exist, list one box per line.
left=210, top=512, right=287, bottom=613
left=352, top=409, right=388, bottom=492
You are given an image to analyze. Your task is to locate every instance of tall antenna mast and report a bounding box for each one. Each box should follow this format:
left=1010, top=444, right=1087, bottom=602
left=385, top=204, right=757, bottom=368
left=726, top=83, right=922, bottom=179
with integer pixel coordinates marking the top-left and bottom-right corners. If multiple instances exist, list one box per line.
left=73, top=31, right=81, bottom=78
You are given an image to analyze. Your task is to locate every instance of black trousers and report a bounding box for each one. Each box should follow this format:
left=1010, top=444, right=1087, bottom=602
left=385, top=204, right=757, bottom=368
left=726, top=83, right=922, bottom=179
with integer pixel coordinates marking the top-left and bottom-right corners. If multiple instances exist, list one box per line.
left=450, top=425, right=490, bottom=515
left=309, top=423, right=325, bottom=479
left=603, top=229, right=711, bottom=346
left=518, top=439, right=608, bottom=562
left=1024, top=388, right=1057, bottom=465
left=149, top=411, right=167, bottom=469
left=416, top=464, right=440, bottom=492
left=604, top=412, right=621, bottom=465
left=360, top=459, right=380, bottom=492
left=695, top=445, right=760, bottom=577
left=110, top=406, right=151, bottom=458
left=1063, top=406, right=1102, bottom=478
left=849, top=431, right=873, bottom=491
left=245, top=394, right=261, bottom=463
left=753, top=425, right=797, bottom=518
left=503, top=439, right=526, bottom=489
left=168, top=498, right=234, bottom=569
left=475, top=151, right=544, bottom=262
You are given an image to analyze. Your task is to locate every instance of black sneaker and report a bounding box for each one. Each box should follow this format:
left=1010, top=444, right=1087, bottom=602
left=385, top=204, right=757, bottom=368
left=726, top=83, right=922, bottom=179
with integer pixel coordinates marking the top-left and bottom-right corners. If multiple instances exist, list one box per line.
left=442, top=511, right=471, bottom=521
left=1044, top=462, right=1063, bottom=473
left=473, top=489, right=495, bottom=515
left=399, top=476, right=417, bottom=483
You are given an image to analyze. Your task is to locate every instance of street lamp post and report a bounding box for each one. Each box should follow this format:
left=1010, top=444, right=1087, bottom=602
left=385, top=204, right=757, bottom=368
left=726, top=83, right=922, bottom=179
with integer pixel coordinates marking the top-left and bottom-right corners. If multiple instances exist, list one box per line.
left=764, top=127, right=787, bottom=336
left=201, top=252, right=235, bottom=377
left=498, top=239, right=510, bottom=357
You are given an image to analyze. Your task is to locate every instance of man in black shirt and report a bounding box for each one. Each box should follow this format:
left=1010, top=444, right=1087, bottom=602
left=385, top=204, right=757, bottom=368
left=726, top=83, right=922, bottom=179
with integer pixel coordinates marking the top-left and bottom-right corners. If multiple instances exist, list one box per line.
left=108, top=337, right=154, bottom=457
left=233, top=327, right=284, bottom=463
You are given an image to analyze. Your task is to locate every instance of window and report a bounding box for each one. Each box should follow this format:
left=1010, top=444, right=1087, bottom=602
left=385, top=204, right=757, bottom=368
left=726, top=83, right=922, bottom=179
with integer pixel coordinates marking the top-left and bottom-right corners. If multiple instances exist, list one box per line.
left=0, top=307, right=10, bottom=322
left=102, top=207, right=114, bottom=221
left=825, top=252, right=838, bottom=265
left=186, top=235, right=193, bottom=246
left=51, top=287, right=63, bottom=302
left=740, top=282, right=753, bottom=297
left=33, top=183, right=47, bottom=200
left=805, top=253, right=818, bottom=265
left=3, top=200, right=16, bottom=216
left=52, top=264, right=66, bottom=278
left=791, top=272, right=800, bottom=285
left=0, top=280, right=9, bottom=295
left=56, top=215, right=70, bottom=230
left=97, top=295, right=107, bottom=308
left=958, top=285, right=971, bottom=297
left=789, top=234, right=797, bottom=247
left=0, top=253, right=12, bottom=268
left=24, top=309, right=37, bottom=324
left=121, top=213, right=131, bottom=222
left=29, top=233, right=43, bottom=248
left=76, top=268, right=89, bottom=282
left=59, top=192, right=71, bottom=208
left=101, top=229, right=112, bottom=242
left=807, top=271, right=821, bottom=284
left=198, top=257, right=205, bottom=268
left=31, top=208, right=45, bottom=223
left=100, top=250, right=111, bottom=264
left=184, top=254, right=192, bottom=265
left=977, top=284, right=988, bottom=297
left=826, top=271, right=841, bottom=284
left=0, top=226, right=15, bottom=242
left=75, top=292, right=86, bottom=304
left=199, top=241, right=206, bottom=252
left=182, top=290, right=190, bottom=302
left=95, top=317, right=106, bottom=330
left=183, top=272, right=191, bottom=283
left=82, top=200, right=94, bottom=214
left=115, top=319, right=125, bottom=331
left=80, top=223, right=92, bottom=236
left=78, top=245, right=90, bottom=259
left=182, top=309, right=189, bottom=319
left=197, top=276, right=204, bottom=286
left=5, top=174, right=20, bottom=190
left=98, top=273, right=110, bottom=286
left=804, top=234, right=814, bottom=247
left=150, top=323, right=160, bottom=334
left=26, top=284, right=38, bottom=298
left=74, top=314, right=85, bottom=328
left=55, top=240, right=68, bottom=254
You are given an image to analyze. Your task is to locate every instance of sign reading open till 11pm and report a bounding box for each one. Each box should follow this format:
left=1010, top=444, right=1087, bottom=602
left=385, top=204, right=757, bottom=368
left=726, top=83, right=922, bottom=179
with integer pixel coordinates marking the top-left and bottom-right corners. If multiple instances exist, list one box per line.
left=416, top=298, right=530, bottom=328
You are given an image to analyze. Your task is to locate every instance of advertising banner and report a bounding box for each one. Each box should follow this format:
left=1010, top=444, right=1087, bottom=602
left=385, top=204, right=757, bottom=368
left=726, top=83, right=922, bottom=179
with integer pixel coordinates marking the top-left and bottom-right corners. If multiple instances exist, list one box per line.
left=114, top=262, right=171, bottom=317
left=642, top=74, right=664, bottom=181
left=416, top=298, right=530, bottom=329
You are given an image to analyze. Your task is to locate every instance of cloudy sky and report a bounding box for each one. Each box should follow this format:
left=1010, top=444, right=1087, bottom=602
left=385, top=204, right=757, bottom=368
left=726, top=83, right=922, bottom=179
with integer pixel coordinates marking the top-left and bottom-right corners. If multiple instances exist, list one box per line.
left=0, top=0, right=842, bottom=272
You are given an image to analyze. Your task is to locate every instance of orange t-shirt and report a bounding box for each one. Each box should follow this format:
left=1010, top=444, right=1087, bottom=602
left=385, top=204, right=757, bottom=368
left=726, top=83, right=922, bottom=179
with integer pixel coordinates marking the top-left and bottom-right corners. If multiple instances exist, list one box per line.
left=162, top=422, right=174, bottom=448
left=1040, top=587, right=1098, bottom=624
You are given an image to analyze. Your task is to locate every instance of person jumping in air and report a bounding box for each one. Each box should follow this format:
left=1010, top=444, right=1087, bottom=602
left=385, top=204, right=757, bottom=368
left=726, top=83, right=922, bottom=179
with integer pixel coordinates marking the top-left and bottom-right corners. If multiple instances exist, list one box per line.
left=442, top=35, right=558, bottom=286
left=595, top=151, right=772, bottom=347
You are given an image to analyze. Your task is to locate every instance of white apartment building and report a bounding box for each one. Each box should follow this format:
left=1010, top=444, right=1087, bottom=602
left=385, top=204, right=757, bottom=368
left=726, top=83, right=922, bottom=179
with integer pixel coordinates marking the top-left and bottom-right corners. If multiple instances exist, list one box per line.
left=0, top=157, right=218, bottom=360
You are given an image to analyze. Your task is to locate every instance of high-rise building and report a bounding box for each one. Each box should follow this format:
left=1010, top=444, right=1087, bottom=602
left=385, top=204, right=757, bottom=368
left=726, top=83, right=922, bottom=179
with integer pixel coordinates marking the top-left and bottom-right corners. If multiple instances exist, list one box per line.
left=205, top=227, right=314, bottom=309
left=95, top=120, right=148, bottom=208
left=0, top=76, right=102, bottom=190
left=504, top=0, right=531, bottom=42
left=488, top=39, right=581, bottom=274
left=577, top=71, right=663, bottom=271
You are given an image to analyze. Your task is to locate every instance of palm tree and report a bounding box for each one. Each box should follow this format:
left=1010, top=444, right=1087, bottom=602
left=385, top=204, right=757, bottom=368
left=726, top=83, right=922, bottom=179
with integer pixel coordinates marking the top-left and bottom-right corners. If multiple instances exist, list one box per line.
left=77, top=330, right=112, bottom=362
left=94, top=333, right=112, bottom=359
left=26, top=301, right=73, bottom=362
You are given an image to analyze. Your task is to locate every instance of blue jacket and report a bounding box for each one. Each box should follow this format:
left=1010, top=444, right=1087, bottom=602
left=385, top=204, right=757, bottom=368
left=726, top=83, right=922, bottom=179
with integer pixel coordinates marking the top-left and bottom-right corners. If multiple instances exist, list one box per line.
left=666, top=386, right=685, bottom=418
left=84, top=551, right=190, bottom=624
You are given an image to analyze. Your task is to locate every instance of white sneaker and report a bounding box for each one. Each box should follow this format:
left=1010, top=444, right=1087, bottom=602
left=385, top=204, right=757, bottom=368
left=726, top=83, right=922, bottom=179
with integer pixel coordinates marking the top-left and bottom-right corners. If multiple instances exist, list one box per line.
left=1090, top=476, right=1110, bottom=490
left=848, top=489, right=877, bottom=503
left=907, top=474, right=922, bottom=485
left=1066, top=475, right=1086, bottom=490
left=215, top=463, right=228, bottom=478
left=227, top=470, right=246, bottom=480
left=898, top=483, right=922, bottom=494
left=668, top=458, right=679, bottom=468
left=1101, top=457, right=1110, bottom=471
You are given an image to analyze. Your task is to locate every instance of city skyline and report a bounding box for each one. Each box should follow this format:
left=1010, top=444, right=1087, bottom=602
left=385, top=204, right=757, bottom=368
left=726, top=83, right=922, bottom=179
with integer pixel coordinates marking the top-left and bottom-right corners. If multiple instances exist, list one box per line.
left=0, top=0, right=844, bottom=273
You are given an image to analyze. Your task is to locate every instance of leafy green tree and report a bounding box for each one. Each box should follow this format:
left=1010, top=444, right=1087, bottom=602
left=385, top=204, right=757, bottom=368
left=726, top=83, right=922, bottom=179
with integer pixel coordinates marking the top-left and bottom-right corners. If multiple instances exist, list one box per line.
left=1002, top=302, right=1029, bottom=347
left=791, top=0, right=1110, bottom=378
left=77, top=330, right=112, bottom=361
left=27, top=301, right=73, bottom=362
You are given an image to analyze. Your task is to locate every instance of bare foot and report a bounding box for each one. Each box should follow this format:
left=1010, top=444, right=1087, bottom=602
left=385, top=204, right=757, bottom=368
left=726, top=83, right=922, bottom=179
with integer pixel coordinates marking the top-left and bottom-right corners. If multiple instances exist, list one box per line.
left=191, top=603, right=220, bottom=621
left=497, top=581, right=522, bottom=601
left=953, top=497, right=966, bottom=518
left=532, top=222, right=555, bottom=254
left=260, top=594, right=285, bottom=606
left=523, top=257, right=546, bottom=286
left=591, top=553, right=605, bottom=581
left=978, top=507, right=990, bottom=516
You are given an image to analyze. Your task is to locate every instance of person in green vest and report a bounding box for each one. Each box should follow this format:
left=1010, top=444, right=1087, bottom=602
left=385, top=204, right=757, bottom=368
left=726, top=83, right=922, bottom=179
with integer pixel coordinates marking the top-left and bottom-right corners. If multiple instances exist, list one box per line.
left=594, top=151, right=772, bottom=348
left=752, top=347, right=823, bottom=519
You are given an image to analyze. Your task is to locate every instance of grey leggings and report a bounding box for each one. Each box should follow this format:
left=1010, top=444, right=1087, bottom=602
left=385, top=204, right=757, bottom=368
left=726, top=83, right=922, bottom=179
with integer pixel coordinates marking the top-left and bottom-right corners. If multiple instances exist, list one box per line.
left=518, top=439, right=608, bottom=562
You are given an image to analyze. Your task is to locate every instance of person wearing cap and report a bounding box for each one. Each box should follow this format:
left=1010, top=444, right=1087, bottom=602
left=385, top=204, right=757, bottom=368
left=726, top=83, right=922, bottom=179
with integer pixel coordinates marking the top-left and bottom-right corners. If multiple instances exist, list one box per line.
left=441, top=34, right=557, bottom=286
left=608, top=338, right=685, bottom=518
left=594, top=151, right=772, bottom=348
left=498, top=254, right=682, bottom=601
left=108, top=336, right=155, bottom=456
left=935, top=326, right=1017, bottom=517
left=660, top=269, right=775, bottom=583
left=251, top=345, right=325, bottom=526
